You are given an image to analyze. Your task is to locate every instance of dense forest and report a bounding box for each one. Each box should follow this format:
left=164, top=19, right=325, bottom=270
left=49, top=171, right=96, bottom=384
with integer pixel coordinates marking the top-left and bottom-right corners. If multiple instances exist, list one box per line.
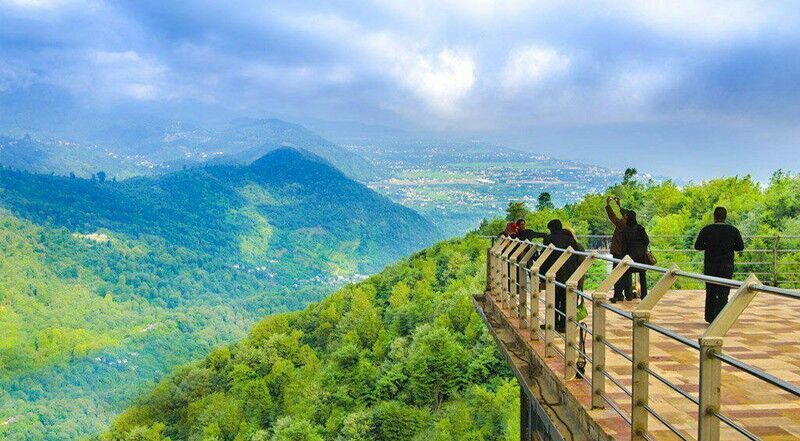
left=103, top=170, right=800, bottom=440
left=0, top=148, right=437, bottom=440
left=103, top=233, right=517, bottom=441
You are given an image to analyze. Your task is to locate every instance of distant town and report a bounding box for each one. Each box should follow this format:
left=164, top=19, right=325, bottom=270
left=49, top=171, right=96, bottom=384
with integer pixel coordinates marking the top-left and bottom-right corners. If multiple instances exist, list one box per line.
left=347, top=144, right=634, bottom=233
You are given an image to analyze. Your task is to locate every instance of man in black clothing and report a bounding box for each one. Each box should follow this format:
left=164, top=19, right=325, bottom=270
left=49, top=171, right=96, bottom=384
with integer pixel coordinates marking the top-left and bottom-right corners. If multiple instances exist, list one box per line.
left=541, top=219, right=584, bottom=333
left=694, top=207, right=745, bottom=323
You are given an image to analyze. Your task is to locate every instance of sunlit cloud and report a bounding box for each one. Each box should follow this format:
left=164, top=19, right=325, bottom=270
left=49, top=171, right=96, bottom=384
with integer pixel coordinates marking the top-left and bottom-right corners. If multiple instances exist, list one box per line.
left=502, top=45, right=571, bottom=95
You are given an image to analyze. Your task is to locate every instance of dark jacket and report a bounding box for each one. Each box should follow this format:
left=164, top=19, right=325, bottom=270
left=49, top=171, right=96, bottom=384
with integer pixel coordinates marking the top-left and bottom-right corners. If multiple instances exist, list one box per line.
left=621, top=224, right=650, bottom=263
left=606, top=204, right=628, bottom=256
left=541, top=229, right=585, bottom=282
left=695, top=223, right=744, bottom=275
left=516, top=229, right=547, bottom=241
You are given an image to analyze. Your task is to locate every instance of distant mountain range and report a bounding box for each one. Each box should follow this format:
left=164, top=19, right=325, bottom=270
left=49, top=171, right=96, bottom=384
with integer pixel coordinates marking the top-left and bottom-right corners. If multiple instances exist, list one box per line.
left=0, top=147, right=437, bottom=440
left=0, top=118, right=383, bottom=182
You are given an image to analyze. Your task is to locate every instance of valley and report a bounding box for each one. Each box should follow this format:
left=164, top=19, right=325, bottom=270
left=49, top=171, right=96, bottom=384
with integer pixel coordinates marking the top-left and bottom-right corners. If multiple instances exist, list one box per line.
left=0, top=148, right=436, bottom=440
left=351, top=144, right=626, bottom=233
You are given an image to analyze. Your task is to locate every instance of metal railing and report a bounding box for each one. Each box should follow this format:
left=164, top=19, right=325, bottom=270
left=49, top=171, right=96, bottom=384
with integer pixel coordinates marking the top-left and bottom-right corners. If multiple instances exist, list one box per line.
left=576, top=234, right=800, bottom=288
left=485, top=236, right=800, bottom=441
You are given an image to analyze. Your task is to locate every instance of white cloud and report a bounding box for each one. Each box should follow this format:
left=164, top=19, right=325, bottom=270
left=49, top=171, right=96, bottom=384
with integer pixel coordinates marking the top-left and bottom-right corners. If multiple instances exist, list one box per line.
left=502, top=46, right=570, bottom=94
left=283, top=13, right=477, bottom=117
left=391, top=48, right=476, bottom=117
left=612, top=0, right=773, bottom=43
left=0, top=0, right=98, bottom=11
left=2, top=0, right=68, bottom=8
left=85, top=50, right=168, bottom=101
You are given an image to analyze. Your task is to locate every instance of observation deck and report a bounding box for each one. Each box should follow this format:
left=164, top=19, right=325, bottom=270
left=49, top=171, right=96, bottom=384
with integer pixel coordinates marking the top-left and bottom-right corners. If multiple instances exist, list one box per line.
left=475, top=237, right=800, bottom=441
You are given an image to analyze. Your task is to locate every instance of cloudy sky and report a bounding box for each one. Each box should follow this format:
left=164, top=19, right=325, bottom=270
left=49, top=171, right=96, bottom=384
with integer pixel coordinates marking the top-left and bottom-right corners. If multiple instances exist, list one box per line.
left=1, top=0, right=799, bottom=179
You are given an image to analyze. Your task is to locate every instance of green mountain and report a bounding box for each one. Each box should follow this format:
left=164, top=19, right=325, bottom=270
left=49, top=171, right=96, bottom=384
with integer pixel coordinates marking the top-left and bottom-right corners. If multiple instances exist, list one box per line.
left=0, top=148, right=437, bottom=440
left=103, top=233, right=519, bottom=441
left=0, top=134, right=151, bottom=179
left=205, top=119, right=381, bottom=182
left=102, top=170, right=800, bottom=441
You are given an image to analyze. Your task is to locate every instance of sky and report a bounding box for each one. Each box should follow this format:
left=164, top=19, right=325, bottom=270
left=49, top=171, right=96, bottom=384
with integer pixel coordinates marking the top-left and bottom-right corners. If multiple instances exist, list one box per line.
left=1, top=0, right=799, bottom=180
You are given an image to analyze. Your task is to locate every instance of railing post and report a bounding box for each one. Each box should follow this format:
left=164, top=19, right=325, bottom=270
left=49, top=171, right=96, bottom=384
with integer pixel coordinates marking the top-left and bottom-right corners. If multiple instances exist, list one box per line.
left=485, top=247, right=492, bottom=294
left=518, top=244, right=539, bottom=330
left=510, top=257, right=518, bottom=314
left=500, top=241, right=514, bottom=309
left=565, top=280, right=579, bottom=379
left=509, top=242, right=528, bottom=318
left=497, top=241, right=508, bottom=297
left=590, top=256, right=632, bottom=408
left=530, top=265, right=542, bottom=341
left=773, top=235, right=780, bottom=287
left=630, top=264, right=679, bottom=439
left=698, top=336, right=722, bottom=441
left=564, top=253, right=595, bottom=381
left=488, top=238, right=506, bottom=296
left=503, top=240, right=520, bottom=310
left=545, top=273, right=556, bottom=357
left=529, top=246, right=554, bottom=342
left=698, top=274, right=761, bottom=441
left=631, top=310, right=650, bottom=440
left=591, top=290, right=606, bottom=409
left=544, top=246, right=573, bottom=358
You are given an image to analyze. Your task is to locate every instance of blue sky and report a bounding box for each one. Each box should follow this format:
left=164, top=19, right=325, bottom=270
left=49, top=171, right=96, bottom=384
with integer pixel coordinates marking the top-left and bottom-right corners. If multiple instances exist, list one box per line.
left=1, top=0, right=799, bottom=180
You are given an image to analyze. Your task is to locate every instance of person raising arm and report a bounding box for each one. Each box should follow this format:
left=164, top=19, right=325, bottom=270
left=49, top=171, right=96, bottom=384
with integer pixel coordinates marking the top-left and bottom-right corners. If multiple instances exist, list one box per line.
left=606, top=196, right=629, bottom=302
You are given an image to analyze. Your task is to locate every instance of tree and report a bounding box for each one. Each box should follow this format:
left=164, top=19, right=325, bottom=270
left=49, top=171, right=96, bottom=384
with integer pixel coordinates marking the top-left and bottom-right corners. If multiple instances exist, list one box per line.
left=623, top=168, right=638, bottom=185
left=505, top=201, right=528, bottom=221
left=97, top=171, right=107, bottom=183
left=404, top=326, right=466, bottom=409
left=270, top=417, right=323, bottom=441
left=536, top=192, right=554, bottom=211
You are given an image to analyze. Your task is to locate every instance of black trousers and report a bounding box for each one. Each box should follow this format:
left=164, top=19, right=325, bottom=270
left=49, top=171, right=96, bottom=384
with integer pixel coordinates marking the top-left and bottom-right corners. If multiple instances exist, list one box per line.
left=555, top=284, right=566, bottom=332
left=621, top=269, right=648, bottom=299
left=705, top=265, right=734, bottom=324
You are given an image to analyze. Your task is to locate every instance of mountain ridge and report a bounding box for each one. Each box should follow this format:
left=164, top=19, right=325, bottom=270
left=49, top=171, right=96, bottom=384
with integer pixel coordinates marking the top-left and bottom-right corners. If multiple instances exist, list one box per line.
left=0, top=118, right=383, bottom=182
left=0, top=147, right=437, bottom=440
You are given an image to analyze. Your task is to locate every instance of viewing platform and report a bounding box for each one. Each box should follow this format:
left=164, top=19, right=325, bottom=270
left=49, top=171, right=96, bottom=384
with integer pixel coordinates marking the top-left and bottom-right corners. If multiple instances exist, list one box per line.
left=475, top=237, right=800, bottom=441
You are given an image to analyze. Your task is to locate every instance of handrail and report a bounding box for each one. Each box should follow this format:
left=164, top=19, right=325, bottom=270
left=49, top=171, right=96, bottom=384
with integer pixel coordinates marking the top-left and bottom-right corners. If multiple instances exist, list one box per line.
left=504, top=236, right=800, bottom=296
left=480, top=233, right=800, bottom=288
left=484, top=235, right=800, bottom=441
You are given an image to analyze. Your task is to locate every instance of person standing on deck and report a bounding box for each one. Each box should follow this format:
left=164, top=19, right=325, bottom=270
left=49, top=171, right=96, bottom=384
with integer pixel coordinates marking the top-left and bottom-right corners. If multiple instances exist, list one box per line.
left=541, top=219, right=585, bottom=333
left=620, top=211, right=650, bottom=299
left=499, top=222, right=518, bottom=238
left=694, top=207, right=745, bottom=323
left=606, top=196, right=630, bottom=302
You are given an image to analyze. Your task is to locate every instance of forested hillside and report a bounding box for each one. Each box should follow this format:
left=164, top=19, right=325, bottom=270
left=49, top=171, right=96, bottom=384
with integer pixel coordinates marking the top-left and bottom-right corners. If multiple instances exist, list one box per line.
left=0, top=148, right=437, bottom=440
left=102, top=170, right=800, bottom=441
left=103, top=234, right=518, bottom=441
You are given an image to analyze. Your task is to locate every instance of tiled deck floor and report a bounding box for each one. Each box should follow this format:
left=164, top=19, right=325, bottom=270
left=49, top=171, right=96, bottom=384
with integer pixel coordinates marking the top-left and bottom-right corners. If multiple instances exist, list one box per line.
left=488, top=289, right=800, bottom=440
